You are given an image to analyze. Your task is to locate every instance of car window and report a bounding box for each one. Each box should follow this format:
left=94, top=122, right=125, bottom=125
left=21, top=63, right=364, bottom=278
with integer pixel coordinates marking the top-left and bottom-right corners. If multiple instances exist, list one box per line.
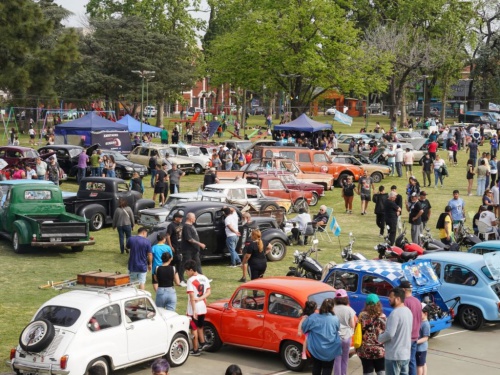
left=117, top=183, right=129, bottom=192
left=313, top=153, right=328, bottom=163
left=231, top=289, right=265, bottom=311
left=35, top=306, right=81, bottom=327
left=88, top=304, right=122, bottom=331
left=361, top=275, right=393, bottom=296
left=469, top=247, right=493, bottom=255
left=298, top=153, right=311, bottom=163
left=25, top=190, right=52, bottom=200
left=139, top=148, right=149, bottom=156
left=268, top=293, right=301, bottom=318
left=308, top=291, right=336, bottom=307
left=86, top=182, right=106, bottom=191
left=279, top=151, right=296, bottom=160
left=228, top=188, right=245, bottom=200
left=324, top=270, right=358, bottom=292
left=267, top=179, right=284, bottom=190
left=124, top=297, right=156, bottom=322
left=56, top=149, right=68, bottom=158
left=444, top=265, right=478, bottom=286
left=196, top=212, right=212, bottom=225
left=431, top=262, right=441, bottom=278
left=0, top=150, right=5, bottom=158
left=246, top=187, right=262, bottom=198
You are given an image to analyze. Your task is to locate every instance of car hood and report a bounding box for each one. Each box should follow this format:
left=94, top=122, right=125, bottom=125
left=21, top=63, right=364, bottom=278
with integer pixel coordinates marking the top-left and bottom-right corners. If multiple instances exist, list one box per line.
left=484, top=252, right=500, bottom=281
left=401, top=259, right=441, bottom=294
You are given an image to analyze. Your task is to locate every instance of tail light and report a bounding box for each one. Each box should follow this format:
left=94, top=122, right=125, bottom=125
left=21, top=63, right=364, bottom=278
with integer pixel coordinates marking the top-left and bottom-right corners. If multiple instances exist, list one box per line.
left=497, top=302, right=500, bottom=313
left=90, top=237, right=94, bottom=241
left=60, top=355, right=69, bottom=369
left=450, top=308, right=455, bottom=319
left=32, top=234, right=37, bottom=241
left=10, top=348, right=16, bottom=360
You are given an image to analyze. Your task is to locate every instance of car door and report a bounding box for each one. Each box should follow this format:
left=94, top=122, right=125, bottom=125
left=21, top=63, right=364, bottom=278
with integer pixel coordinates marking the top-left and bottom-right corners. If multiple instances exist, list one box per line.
left=194, top=211, right=217, bottom=256
left=297, top=152, right=313, bottom=171
left=213, top=209, right=228, bottom=254
left=265, top=179, right=288, bottom=199
left=0, top=186, right=12, bottom=232
left=359, top=274, right=393, bottom=316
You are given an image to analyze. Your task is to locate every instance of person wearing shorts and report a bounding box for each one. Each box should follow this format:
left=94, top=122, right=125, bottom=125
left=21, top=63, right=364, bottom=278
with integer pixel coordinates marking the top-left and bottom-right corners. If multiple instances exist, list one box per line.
left=357, top=170, right=374, bottom=215
left=404, top=148, right=414, bottom=178
left=127, top=227, right=152, bottom=290
left=185, top=260, right=211, bottom=356
left=416, top=304, right=431, bottom=375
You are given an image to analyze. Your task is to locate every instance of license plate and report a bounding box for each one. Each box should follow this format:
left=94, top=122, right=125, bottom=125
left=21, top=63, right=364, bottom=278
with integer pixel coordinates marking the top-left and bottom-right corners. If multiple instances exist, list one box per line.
left=50, top=237, right=61, bottom=242
left=139, top=172, right=144, bottom=175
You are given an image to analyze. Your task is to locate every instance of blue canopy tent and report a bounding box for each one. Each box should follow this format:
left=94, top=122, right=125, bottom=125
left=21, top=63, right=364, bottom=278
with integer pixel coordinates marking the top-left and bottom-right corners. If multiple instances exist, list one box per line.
left=54, top=112, right=132, bottom=152
left=274, top=113, right=332, bottom=132
left=117, top=115, right=162, bottom=133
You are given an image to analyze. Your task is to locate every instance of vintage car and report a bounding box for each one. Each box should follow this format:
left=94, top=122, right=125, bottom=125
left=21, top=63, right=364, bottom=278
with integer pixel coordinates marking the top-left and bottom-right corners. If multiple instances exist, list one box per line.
left=468, top=240, right=500, bottom=254
left=331, top=153, right=391, bottom=183
left=165, top=144, right=210, bottom=174
left=273, top=172, right=324, bottom=206
left=127, top=144, right=195, bottom=173
left=148, top=202, right=289, bottom=261
left=420, top=252, right=500, bottom=330
left=365, top=141, right=427, bottom=165
left=203, top=277, right=336, bottom=371
left=9, top=283, right=190, bottom=375
left=204, top=183, right=292, bottom=213
left=322, top=260, right=453, bottom=336
left=0, top=146, right=41, bottom=168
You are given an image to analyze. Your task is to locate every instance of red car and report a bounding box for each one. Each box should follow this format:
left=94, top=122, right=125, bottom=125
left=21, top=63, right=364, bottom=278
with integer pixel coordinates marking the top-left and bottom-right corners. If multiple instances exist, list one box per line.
left=203, top=277, right=336, bottom=371
left=0, top=146, right=41, bottom=168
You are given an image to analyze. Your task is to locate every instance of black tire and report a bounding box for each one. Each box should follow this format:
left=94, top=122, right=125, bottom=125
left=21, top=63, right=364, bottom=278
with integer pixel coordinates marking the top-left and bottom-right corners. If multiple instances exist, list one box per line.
left=89, top=212, right=105, bottom=231
left=293, top=198, right=308, bottom=213
left=166, top=333, right=189, bottom=367
left=71, top=245, right=84, bottom=252
left=371, top=172, right=383, bottom=183
left=19, top=319, right=55, bottom=352
left=203, top=323, right=223, bottom=352
left=85, top=357, right=109, bottom=375
left=115, top=169, right=123, bottom=179
left=429, top=331, right=439, bottom=338
left=286, top=270, right=303, bottom=277
left=310, top=192, right=319, bottom=206
left=12, top=230, right=25, bottom=254
left=262, top=202, right=279, bottom=211
left=194, top=164, right=203, bottom=175
left=336, top=172, right=351, bottom=186
left=280, top=340, right=307, bottom=371
left=267, top=239, right=287, bottom=261
left=458, top=305, right=484, bottom=330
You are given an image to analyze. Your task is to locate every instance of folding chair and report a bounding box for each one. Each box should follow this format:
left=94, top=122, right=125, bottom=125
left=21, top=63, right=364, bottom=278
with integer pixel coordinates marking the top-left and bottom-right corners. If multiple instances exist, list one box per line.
left=316, top=208, right=333, bottom=242
left=476, top=220, right=498, bottom=241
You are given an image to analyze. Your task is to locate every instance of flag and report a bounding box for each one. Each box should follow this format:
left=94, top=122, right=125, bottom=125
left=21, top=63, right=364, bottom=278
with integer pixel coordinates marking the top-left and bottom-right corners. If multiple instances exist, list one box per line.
left=329, top=215, right=341, bottom=236
left=333, top=109, right=353, bottom=126
left=208, top=121, right=220, bottom=138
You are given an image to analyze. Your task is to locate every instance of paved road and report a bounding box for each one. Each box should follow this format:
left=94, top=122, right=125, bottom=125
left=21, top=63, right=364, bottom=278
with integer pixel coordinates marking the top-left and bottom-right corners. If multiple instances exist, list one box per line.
left=112, top=323, right=500, bottom=375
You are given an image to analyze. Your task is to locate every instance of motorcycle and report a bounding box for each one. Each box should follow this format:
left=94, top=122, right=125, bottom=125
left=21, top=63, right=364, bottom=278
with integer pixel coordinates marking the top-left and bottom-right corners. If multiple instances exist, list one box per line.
left=455, top=221, right=481, bottom=250
left=341, top=232, right=367, bottom=261
left=420, top=227, right=460, bottom=252
left=395, top=224, right=425, bottom=254
left=286, top=241, right=323, bottom=280
left=375, top=225, right=423, bottom=263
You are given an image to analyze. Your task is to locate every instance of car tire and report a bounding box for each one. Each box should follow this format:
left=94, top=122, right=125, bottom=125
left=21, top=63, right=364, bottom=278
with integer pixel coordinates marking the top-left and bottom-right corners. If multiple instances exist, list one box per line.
left=336, top=172, right=351, bottom=186
left=310, top=192, right=319, bottom=206
left=89, top=212, right=105, bottom=231
left=203, top=323, right=223, bottom=352
left=429, top=331, right=440, bottom=338
left=194, top=164, right=203, bottom=175
left=261, top=203, right=279, bottom=211
left=115, top=169, right=123, bottom=179
left=266, top=239, right=287, bottom=262
left=166, top=333, right=189, bottom=367
left=12, top=230, right=25, bottom=254
left=19, top=319, right=55, bottom=353
left=71, top=245, right=85, bottom=252
left=280, top=340, right=307, bottom=371
left=85, top=357, right=109, bottom=375
left=458, top=305, right=484, bottom=330
left=371, top=172, right=383, bottom=183
left=293, top=198, right=308, bottom=213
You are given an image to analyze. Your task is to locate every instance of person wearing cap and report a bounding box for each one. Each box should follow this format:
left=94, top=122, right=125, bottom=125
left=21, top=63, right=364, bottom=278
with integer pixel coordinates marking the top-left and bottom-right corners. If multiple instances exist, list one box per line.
left=166, top=211, right=186, bottom=286
left=418, top=191, right=432, bottom=229
left=356, top=294, right=387, bottom=375
left=203, top=167, right=219, bottom=189
left=385, top=192, right=402, bottom=245
left=333, top=289, right=356, bottom=375
left=167, top=163, right=185, bottom=194
left=395, top=144, right=404, bottom=177
left=408, top=192, right=424, bottom=244
left=378, top=288, right=412, bottom=375
left=416, top=303, right=431, bottom=375
left=400, top=280, right=422, bottom=375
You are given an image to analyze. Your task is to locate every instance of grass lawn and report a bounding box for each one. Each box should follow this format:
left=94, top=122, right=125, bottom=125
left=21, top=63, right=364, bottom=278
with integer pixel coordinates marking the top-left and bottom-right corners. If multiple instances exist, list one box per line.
left=0, top=112, right=482, bottom=372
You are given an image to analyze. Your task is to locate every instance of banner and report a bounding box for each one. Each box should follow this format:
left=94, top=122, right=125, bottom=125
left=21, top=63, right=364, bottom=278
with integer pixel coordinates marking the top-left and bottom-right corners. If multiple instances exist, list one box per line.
left=208, top=121, right=220, bottom=139
left=329, top=215, right=341, bottom=236
left=90, top=131, right=132, bottom=153
left=333, top=110, right=353, bottom=126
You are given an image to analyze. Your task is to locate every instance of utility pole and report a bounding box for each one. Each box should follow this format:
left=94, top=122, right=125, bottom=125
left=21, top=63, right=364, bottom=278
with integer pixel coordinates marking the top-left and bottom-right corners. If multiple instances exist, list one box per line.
left=131, top=70, right=155, bottom=139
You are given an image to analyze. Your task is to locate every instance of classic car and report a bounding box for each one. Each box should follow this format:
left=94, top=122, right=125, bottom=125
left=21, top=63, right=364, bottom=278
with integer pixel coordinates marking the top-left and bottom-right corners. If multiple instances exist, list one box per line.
left=148, top=202, right=289, bottom=261
left=9, top=283, right=190, bottom=375
left=273, top=172, right=324, bottom=206
left=331, top=153, right=391, bottom=183
left=203, top=277, right=336, bottom=371
left=365, top=141, right=427, bottom=165
left=420, top=252, right=500, bottom=330
left=166, top=144, right=210, bottom=174
left=0, top=146, right=44, bottom=168
left=322, top=259, right=453, bottom=336
left=127, top=144, right=195, bottom=173
left=468, top=240, right=500, bottom=254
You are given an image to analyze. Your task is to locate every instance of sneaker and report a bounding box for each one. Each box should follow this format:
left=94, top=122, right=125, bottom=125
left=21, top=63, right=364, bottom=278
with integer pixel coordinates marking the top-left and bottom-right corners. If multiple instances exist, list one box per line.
left=227, top=264, right=237, bottom=268
left=238, top=277, right=246, bottom=282
left=198, top=342, right=208, bottom=351
left=189, top=349, right=201, bottom=356
left=180, top=281, right=187, bottom=287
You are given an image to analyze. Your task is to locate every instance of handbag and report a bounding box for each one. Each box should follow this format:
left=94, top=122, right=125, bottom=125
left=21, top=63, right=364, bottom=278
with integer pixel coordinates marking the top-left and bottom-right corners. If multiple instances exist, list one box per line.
left=353, top=322, right=362, bottom=349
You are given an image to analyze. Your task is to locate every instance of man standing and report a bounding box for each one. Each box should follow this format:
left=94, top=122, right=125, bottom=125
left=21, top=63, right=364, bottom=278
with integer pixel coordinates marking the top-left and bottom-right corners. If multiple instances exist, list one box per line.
left=182, top=212, right=205, bottom=275
left=385, top=192, right=401, bottom=245
left=395, top=144, right=404, bottom=177
left=35, top=157, right=47, bottom=180
left=384, top=145, right=396, bottom=176
left=378, top=288, right=413, bottom=375
left=427, top=139, right=438, bottom=161
left=408, top=193, right=424, bottom=244
left=466, top=138, right=478, bottom=167
left=168, top=163, right=185, bottom=194
left=358, top=170, right=375, bottom=215
left=223, top=207, right=241, bottom=267
left=400, top=281, right=422, bottom=375
left=373, top=185, right=388, bottom=237
left=77, top=148, right=89, bottom=184
left=448, top=190, right=465, bottom=233
left=166, top=211, right=185, bottom=286
left=149, top=154, right=158, bottom=188
left=418, top=191, right=432, bottom=229
left=160, top=126, right=169, bottom=145
left=419, top=154, right=432, bottom=187
left=203, top=167, right=219, bottom=188
left=126, top=227, right=152, bottom=290
left=89, top=150, right=101, bottom=177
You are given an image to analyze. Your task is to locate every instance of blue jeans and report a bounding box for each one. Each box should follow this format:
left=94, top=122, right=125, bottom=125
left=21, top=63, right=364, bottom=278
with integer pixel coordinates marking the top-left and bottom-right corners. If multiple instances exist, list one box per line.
left=117, top=225, right=132, bottom=254
left=385, top=359, right=409, bottom=375
left=225, top=162, right=233, bottom=171
left=388, top=162, right=395, bottom=176
left=155, top=287, right=177, bottom=311
left=409, top=341, right=417, bottom=375
left=91, top=167, right=99, bottom=176
left=477, top=177, right=486, bottom=196
left=77, top=167, right=86, bottom=184
left=434, top=169, right=443, bottom=186
left=226, top=236, right=240, bottom=265
left=107, top=170, right=116, bottom=178
left=150, top=169, right=157, bottom=188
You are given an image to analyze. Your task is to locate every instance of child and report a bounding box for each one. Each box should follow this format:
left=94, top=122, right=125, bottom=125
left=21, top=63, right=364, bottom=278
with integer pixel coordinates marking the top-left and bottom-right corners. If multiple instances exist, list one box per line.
left=417, top=303, right=431, bottom=375
left=297, top=300, right=317, bottom=360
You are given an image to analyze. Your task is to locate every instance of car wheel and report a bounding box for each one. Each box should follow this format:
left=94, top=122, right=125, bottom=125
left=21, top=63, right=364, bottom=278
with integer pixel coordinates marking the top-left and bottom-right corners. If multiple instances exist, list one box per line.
left=115, top=169, right=123, bottom=179
left=458, top=305, right=484, bottom=330
left=85, top=357, right=109, bottom=375
left=429, top=331, right=440, bottom=338
left=371, top=172, right=383, bottom=183
left=194, top=164, right=203, bottom=175
left=293, top=198, right=308, bottom=213
left=71, top=245, right=84, bottom=252
left=12, top=230, right=25, bottom=254
left=19, top=319, right=55, bottom=352
left=166, top=333, right=189, bottom=367
left=336, top=172, right=351, bottom=186
left=309, top=192, right=319, bottom=206
left=280, top=340, right=307, bottom=371
left=203, top=323, right=223, bottom=352
left=267, top=239, right=287, bottom=262
left=89, top=212, right=105, bottom=231
left=262, top=202, right=279, bottom=211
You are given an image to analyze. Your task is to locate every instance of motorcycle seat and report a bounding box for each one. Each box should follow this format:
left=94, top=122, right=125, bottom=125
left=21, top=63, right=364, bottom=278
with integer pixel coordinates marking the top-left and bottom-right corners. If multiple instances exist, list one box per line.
left=400, top=251, right=418, bottom=262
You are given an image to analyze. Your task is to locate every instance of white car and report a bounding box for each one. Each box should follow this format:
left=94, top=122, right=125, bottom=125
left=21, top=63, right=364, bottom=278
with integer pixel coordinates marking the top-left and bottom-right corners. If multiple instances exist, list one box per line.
left=143, top=105, right=157, bottom=117
left=128, top=144, right=195, bottom=173
left=167, top=144, right=211, bottom=174
left=9, top=284, right=190, bottom=374
left=325, top=107, right=336, bottom=115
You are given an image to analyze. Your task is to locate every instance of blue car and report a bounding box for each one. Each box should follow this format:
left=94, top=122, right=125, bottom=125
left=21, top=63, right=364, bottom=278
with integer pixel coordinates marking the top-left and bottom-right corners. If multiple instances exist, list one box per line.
left=322, top=259, right=452, bottom=335
left=419, top=252, right=500, bottom=330
left=468, top=240, right=500, bottom=255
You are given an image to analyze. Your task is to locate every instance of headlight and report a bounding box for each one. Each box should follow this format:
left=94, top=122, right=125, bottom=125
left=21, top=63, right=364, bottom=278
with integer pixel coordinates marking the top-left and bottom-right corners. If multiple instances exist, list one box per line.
left=125, top=167, right=133, bottom=171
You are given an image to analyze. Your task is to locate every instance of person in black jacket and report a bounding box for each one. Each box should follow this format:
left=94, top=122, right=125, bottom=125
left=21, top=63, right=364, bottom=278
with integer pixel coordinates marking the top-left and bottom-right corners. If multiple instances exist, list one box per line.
left=384, top=192, right=401, bottom=245
left=373, top=186, right=388, bottom=237
left=202, top=167, right=219, bottom=188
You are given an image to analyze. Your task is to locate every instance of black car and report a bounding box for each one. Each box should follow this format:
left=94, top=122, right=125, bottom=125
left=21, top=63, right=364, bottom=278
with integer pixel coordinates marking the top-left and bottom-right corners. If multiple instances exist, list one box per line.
left=147, top=201, right=289, bottom=262
left=38, top=145, right=148, bottom=180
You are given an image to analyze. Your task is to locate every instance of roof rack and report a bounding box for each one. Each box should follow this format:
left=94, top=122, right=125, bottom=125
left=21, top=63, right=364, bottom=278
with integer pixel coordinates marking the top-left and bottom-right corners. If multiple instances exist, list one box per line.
left=39, top=279, right=141, bottom=293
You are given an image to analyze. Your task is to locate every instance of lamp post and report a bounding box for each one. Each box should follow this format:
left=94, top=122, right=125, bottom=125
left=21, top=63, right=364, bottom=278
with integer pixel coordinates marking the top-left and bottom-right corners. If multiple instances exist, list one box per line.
left=459, top=78, right=472, bottom=113
left=132, top=70, right=155, bottom=139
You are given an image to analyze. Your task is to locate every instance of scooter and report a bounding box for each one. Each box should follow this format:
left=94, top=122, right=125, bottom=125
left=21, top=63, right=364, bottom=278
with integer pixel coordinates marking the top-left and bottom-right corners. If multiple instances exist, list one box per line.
left=286, top=240, right=323, bottom=280
left=341, top=232, right=367, bottom=262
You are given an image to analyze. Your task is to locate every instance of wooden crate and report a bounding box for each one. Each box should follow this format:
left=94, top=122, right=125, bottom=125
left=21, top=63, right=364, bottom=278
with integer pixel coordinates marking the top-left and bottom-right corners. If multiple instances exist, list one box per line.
left=77, top=271, right=130, bottom=287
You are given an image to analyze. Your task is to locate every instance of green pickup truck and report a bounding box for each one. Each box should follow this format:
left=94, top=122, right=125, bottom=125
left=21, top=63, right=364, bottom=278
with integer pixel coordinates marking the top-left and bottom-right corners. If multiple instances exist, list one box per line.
left=0, top=180, right=95, bottom=253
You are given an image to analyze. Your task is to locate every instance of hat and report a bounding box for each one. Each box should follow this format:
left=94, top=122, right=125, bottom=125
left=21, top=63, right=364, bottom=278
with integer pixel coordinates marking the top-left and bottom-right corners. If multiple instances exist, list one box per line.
left=400, top=280, right=412, bottom=289
left=366, top=294, right=380, bottom=305
left=173, top=211, right=184, bottom=219
left=335, top=289, right=348, bottom=298
left=420, top=191, right=427, bottom=196
left=411, top=192, right=418, bottom=197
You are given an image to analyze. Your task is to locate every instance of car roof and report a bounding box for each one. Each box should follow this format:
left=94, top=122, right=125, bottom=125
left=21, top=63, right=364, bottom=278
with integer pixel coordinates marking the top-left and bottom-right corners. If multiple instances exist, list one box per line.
left=0, top=180, right=55, bottom=186
left=205, top=183, right=260, bottom=189
left=419, top=252, right=486, bottom=268
left=470, top=240, right=500, bottom=251
left=39, top=145, right=83, bottom=150
left=243, top=277, right=335, bottom=295
left=137, top=144, right=170, bottom=149
left=0, top=146, right=37, bottom=152
left=172, top=201, right=236, bottom=210
left=333, top=260, right=404, bottom=282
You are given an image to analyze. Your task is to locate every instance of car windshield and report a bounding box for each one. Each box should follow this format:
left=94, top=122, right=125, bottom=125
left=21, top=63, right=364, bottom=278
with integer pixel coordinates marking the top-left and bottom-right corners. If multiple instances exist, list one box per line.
left=234, top=141, right=252, bottom=151
left=481, top=266, right=494, bottom=280
left=35, top=305, right=81, bottom=327
left=186, top=147, right=201, bottom=156
left=25, top=149, right=40, bottom=158
left=68, top=149, right=82, bottom=158
left=307, top=291, right=336, bottom=307
left=105, top=152, right=127, bottom=161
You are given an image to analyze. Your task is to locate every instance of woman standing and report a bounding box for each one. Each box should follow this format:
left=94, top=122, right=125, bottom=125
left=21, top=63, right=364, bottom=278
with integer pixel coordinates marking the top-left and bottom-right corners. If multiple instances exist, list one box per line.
left=241, top=230, right=270, bottom=280
left=130, top=172, right=144, bottom=195
left=449, top=138, right=458, bottom=166
left=489, top=156, right=498, bottom=188
left=341, top=176, right=355, bottom=214
left=101, top=155, right=109, bottom=177
left=466, top=159, right=475, bottom=196
left=106, top=155, right=116, bottom=177
left=112, top=198, right=135, bottom=254
left=476, top=159, right=489, bottom=196
left=433, top=154, right=445, bottom=188
left=301, top=298, right=342, bottom=375
left=154, top=251, right=179, bottom=311
left=333, top=290, right=356, bottom=375
left=356, top=294, right=387, bottom=375
left=436, top=206, right=453, bottom=245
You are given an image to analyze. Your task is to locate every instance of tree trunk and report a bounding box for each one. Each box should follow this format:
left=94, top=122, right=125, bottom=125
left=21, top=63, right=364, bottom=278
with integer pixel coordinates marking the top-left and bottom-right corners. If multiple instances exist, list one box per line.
left=274, top=92, right=280, bottom=120
left=157, top=99, right=164, bottom=127
left=241, top=89, right=247, bottom=130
